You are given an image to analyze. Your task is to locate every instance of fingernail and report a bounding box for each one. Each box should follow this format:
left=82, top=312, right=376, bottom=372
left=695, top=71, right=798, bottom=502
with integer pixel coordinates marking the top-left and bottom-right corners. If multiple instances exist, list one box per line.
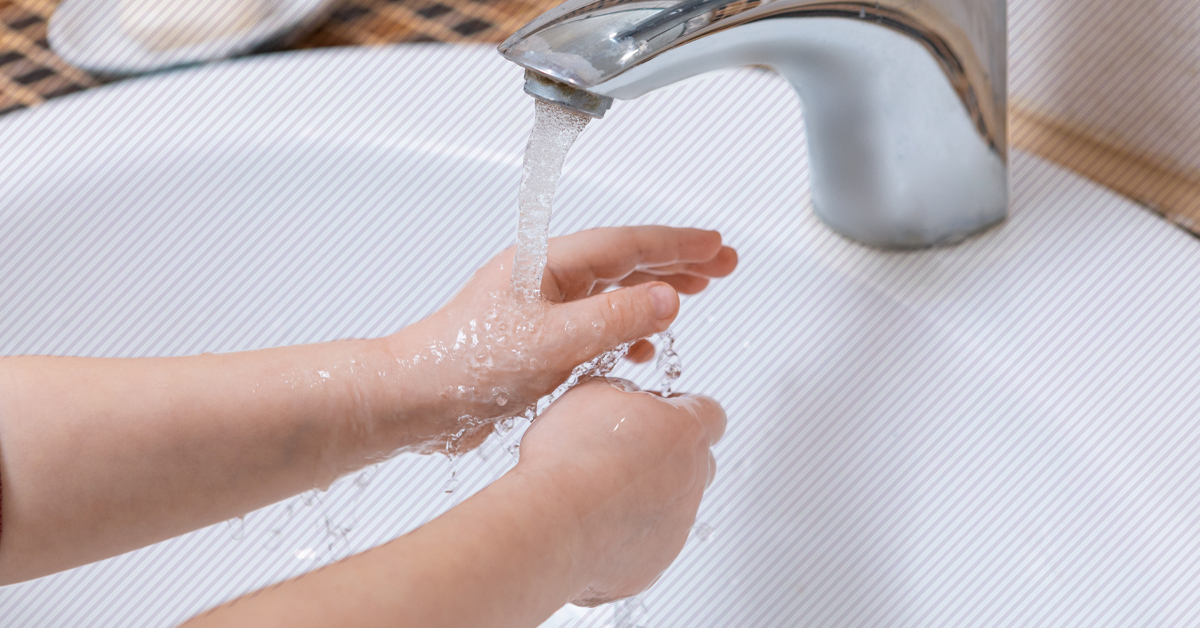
left=649, top=284, right=676, bottom=319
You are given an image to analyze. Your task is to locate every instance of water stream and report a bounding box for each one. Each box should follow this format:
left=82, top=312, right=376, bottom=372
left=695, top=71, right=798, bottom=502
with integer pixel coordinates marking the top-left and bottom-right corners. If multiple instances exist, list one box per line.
left=253, top=98, right=678, bottom=628
left=511, top=99, right=591, bottom=301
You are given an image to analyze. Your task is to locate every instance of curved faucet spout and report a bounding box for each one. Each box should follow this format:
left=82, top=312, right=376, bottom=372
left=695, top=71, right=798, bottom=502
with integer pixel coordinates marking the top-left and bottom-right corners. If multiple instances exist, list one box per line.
left=499, top=0, right=1008, bottom=249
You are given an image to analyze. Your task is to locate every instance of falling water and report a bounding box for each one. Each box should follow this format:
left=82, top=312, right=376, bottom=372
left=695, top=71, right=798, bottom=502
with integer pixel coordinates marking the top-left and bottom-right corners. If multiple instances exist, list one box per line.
left=511, top=99, right=591, bottom=301
left=656, top=330, right=681, bottom=396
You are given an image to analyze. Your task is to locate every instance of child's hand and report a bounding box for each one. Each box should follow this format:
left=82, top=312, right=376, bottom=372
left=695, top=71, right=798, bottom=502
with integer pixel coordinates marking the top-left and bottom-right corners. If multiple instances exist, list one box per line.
left=382, top=226, right=736, bottom=454
left=176, top=377, right=726, bottom=627
left=514, top=378, right=726, bottom=605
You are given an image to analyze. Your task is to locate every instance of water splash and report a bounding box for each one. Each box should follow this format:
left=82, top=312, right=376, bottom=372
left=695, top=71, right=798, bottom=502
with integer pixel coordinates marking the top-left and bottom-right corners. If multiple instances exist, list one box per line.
left=226, top=516, right=246, bottom=541
left=655, top=330, right=681, bottom=396
left=354, top=465, right=379, bottom=488
left=605, top=331, right=685, bottom=627
left=545, top=342, right=633, bottom=407
left=613, top=596, right=649, bottom=628
left=254, top=462, right=383, bottom=558
left=690, top=521, right=715, bottom=543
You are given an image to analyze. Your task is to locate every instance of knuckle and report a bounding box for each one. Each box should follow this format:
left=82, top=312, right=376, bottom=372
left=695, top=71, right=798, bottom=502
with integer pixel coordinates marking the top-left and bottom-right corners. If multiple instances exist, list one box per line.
left=599, top=293, right=634, bottom=335
left=673, top=411, right=707, bottom=445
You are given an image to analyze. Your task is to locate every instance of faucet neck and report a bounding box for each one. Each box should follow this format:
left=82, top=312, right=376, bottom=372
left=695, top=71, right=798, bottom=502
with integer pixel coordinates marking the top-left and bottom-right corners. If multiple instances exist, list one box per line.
left=500, top=0, right=1009, bottom=248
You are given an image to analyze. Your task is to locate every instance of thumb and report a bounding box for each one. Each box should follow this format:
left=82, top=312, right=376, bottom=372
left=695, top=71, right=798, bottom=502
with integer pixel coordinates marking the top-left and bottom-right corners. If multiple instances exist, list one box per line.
left=550, top=282, right=679, bottom=366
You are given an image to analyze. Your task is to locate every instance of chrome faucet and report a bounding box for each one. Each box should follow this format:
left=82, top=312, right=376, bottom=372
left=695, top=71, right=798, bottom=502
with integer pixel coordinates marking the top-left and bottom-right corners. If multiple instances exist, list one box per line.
left=499, top=0, right=1007, bottom=249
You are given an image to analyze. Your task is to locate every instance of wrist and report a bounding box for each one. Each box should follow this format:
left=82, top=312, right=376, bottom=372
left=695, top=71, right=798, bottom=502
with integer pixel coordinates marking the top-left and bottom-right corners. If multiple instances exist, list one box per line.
left=359, top=329, right=449, bottom=455
left=490, top=466, right=591, bottom=603
left=505, top=462, right=597, bottom=599
left=373, top=319, right=516, bottom=456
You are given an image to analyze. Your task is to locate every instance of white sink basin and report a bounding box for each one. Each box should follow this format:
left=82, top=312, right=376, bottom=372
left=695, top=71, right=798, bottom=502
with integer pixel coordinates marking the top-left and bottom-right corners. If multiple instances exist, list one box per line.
left=3, top=46, right=1200, bottom=627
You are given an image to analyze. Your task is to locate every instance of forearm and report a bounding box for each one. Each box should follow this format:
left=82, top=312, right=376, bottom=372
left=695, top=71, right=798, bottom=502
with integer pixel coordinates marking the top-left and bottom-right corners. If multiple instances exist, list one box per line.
left=0, top=336, right=432, bottom=584
left=182, top=468, right=584, bottom=628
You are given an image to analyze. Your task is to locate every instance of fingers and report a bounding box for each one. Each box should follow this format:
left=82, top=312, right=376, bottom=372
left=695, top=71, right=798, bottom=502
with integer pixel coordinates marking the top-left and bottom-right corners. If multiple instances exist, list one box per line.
left=546, top=227, right=730, bottom=300
left=612, top=246, right=739, bottom=280
left=625, top=339, right=656, bottom=363
left=549, top=282, right=678, bottom=366
left=586, top=245, right=738, bottom=296
left=585, top=244, right=734, bottom=296
left=606, top=272, right=710, bottom=296
left=687, top=245, right=738, bottom=278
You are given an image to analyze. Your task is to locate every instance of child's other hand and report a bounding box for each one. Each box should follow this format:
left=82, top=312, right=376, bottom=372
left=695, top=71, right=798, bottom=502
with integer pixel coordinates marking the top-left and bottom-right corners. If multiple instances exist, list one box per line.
left=385, top=226, right=736, bottom=453
left=514, top=378, right=726, bottom=605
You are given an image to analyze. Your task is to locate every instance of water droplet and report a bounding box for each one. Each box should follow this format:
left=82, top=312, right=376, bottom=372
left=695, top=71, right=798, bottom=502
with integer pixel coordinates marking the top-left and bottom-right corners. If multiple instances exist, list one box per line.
left=324, top=514, right=352, bottom=539
left=612, top=596, right=648, bottom=628
left=227, top=516, right=246, bottom=541
left=354, top=466, right=378, bottom=488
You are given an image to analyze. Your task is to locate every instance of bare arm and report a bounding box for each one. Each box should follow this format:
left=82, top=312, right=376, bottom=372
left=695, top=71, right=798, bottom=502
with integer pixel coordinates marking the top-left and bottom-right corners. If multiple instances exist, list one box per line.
left=0, top=226, right=736, bottom=586
left=181, top=380, right=726, bottom=628
left=182, top=468, right=583, bottom=628
left=0, top=338, right=425, bottom=584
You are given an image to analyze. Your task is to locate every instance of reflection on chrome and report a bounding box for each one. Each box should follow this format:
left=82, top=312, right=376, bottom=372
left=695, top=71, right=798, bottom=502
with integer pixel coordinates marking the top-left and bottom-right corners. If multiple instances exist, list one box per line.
left=500, top=0, right=1009, bottom=249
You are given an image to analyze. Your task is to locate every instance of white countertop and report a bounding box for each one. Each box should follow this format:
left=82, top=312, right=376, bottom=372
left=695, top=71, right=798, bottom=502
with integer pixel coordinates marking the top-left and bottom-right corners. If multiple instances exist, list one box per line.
left=2, top=46, right=1199, bottom=627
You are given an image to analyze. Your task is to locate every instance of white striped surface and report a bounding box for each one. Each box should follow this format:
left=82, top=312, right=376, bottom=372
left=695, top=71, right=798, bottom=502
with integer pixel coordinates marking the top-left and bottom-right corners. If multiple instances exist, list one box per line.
left=2, top=45, right=1200, bottom=627
left=1010, top=0, right=1200, bottom=176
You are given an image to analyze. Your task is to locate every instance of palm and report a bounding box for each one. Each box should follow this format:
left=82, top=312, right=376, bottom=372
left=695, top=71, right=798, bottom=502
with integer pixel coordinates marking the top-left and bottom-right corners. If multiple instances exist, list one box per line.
left=406, top=226, right=737, bottom=452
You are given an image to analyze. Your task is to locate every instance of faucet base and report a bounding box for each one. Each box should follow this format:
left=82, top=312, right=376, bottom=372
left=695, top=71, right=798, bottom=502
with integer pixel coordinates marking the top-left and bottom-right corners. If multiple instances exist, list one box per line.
left=813, top=201, right=1008, bottom=250
left=589, top=18, right=1009, bottom=249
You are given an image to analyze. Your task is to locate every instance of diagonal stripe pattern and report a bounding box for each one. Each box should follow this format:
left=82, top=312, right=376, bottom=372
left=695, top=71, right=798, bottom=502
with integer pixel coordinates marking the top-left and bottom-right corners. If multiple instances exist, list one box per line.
left=1, top=31, right=1200, bottom=628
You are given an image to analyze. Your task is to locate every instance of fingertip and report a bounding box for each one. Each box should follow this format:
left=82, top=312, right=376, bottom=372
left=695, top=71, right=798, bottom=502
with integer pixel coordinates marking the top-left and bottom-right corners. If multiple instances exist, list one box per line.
left=698, top=229, right=724, bottom=256
left=671, top=275, right=710, bottom=295
left=674, top=228, right=724, bottom=263
left=647, top=282, right=679, bottom=323
left=713, top=246, right=739, bottom=277
left=625, top=339, right=656, bottom=363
